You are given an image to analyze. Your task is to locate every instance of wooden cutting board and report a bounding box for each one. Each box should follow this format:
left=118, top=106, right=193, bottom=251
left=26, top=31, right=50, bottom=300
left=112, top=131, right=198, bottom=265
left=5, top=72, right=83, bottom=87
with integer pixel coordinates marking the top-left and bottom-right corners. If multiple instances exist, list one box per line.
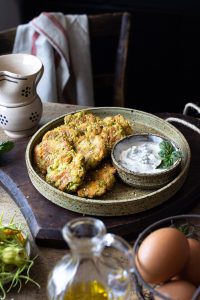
left=0, top=113, right=200, bottom=248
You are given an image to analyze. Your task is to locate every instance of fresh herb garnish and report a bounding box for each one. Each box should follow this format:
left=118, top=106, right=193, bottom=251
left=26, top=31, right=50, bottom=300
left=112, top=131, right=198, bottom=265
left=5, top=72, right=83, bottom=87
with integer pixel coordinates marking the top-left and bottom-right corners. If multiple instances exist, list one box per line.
left=0, top=141, right=14, bottom=154
left=157, top=140, right=182, bottom=169
left=178, top=224, right=190, bottom=236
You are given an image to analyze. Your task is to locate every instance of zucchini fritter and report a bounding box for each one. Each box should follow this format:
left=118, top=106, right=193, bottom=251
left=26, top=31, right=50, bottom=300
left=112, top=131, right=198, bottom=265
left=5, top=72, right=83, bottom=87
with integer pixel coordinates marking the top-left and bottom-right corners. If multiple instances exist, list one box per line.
left=101, top=114, right=133, bottom=151
left=34, top=139, right=73, bottom=174
left=103, top=114, right=133, bottom=135
left=34, top=111, right=133, bottom=197
left=46, top=151, right=86, bottom=192
left=77, top=162, right=116, bottom=198
left=75, top=135, right=107, bottom=170
left=64, top=111, right=102, bottom=135
left=43, top=124, right=80, bottom=145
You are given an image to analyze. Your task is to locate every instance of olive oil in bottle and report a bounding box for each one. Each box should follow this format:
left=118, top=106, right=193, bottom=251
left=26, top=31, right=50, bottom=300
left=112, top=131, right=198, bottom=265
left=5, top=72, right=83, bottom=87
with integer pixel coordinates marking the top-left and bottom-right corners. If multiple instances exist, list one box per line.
left=47, top=218, right=134, bottom=300
left=64, top=280, right=108, bottom=300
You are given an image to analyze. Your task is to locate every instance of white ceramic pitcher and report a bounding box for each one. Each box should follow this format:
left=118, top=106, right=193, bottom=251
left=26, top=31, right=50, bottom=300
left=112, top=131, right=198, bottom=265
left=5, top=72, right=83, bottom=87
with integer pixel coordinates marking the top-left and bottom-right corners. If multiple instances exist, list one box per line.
left=0, top=53, right=43, bottom=138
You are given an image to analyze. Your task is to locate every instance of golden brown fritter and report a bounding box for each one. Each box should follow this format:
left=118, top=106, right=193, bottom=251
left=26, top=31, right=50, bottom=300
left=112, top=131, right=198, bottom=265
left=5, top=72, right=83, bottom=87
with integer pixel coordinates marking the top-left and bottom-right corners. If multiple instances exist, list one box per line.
left=34, top=139, right=73, bottom=174
left=101, top=114, right=133, bottom=151
left=34, top=123, right=81, bottom=174
left=100, top=123, right=126, bottom=152
left=33, top=111, right=133, bottom=198
left=64, top=111, right=103, bottom=135
left=75, top=135, right=107, bottom=170
left=77, top=161, right=116, bottom=198
left=102, top=115, right=133, bottom=135
left=43, top=124, right=80, bottom=145
left=46, top=151, right=86, bottom=192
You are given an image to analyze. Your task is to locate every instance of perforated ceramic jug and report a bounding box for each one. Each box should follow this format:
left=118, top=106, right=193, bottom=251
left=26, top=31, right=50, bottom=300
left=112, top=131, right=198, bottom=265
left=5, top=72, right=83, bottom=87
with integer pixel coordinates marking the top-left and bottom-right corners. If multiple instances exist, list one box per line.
left=47, top=217, right=134, bottom=300
left=0, top=53, right=43, bottom=138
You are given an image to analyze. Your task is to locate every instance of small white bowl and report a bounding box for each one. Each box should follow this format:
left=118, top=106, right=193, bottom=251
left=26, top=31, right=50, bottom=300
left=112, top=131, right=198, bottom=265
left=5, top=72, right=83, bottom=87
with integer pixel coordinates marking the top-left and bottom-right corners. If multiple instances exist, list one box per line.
left=111, top=133, right=182, bottom=190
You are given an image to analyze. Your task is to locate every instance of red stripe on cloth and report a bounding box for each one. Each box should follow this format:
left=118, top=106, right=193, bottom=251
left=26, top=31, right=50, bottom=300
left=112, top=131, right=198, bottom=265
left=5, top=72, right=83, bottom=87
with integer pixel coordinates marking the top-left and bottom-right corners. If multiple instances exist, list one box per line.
left=43, top=12, right=68, bottom=39
left=31, top=20, right=68, bottom=62
left=31, top=31, right=39, bottom=55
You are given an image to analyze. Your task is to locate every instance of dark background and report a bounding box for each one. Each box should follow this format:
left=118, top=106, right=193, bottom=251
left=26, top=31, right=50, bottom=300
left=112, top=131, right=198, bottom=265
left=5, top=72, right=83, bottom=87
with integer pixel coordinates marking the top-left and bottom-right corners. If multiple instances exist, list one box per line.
left=15, top=1, right=200, bottom=112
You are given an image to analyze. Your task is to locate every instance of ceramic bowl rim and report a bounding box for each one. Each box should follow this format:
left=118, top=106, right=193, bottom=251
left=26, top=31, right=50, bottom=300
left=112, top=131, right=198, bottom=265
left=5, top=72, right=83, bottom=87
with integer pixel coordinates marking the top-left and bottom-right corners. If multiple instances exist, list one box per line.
left=111, top=133, right=182, bottom=178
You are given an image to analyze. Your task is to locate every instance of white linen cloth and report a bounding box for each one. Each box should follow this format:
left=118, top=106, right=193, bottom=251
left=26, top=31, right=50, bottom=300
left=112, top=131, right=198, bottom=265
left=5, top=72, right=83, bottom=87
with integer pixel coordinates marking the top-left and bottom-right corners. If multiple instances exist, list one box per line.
left=13, top=12, right=94, bottom=105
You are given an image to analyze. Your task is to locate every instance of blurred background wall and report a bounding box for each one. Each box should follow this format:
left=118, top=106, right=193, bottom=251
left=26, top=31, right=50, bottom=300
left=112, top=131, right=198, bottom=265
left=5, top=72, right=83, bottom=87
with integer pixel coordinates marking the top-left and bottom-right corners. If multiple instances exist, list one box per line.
left=0, top=0, right=21, bottom=30
left=1, top=0, right=200, bottom=113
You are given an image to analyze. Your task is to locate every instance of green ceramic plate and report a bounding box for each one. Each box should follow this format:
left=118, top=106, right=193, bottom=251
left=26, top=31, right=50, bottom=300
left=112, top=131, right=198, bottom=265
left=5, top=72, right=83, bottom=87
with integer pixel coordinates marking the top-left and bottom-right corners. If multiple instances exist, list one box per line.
left=25, top=107, right=191, bottom=216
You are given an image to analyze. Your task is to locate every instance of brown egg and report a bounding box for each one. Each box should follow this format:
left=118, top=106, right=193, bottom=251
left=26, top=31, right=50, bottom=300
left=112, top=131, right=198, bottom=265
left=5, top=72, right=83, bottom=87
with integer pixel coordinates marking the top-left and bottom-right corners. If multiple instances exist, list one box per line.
left=136, top=227, right=190, bottom=284
left=180, top=238, right=200, bottom=286
left=154, top=280, right=197, bottom=300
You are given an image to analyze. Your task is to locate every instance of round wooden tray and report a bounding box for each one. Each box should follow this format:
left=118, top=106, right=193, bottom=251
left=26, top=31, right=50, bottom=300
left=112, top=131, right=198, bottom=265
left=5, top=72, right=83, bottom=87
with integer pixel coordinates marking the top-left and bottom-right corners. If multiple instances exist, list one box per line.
left=25, top=107, right=191, bottom=216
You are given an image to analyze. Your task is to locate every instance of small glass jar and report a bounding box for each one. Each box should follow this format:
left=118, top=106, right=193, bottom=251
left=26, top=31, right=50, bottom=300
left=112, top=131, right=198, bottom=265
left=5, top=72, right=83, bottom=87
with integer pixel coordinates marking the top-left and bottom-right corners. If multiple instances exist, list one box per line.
left=47, top=217, right=135, bottom=300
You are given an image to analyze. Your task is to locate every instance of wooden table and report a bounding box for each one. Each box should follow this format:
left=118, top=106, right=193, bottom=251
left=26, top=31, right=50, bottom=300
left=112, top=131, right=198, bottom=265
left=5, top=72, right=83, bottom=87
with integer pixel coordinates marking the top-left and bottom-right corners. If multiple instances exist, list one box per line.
left=1, top=103, right=200, bottom=300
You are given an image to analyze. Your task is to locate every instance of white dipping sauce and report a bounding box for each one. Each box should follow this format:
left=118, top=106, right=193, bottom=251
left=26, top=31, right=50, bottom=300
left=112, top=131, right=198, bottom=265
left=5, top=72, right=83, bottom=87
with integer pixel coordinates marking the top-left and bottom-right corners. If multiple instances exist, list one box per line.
left=119, top=141, right=163, bottom=173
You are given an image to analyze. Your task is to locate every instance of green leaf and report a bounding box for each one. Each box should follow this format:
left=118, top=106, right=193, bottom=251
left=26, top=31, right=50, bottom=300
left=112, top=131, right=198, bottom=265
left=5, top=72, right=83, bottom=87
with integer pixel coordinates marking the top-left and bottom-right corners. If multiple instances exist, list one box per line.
left=171, top=151, right=182, bottom=160
left=160, top=140, right=174, bottom=153
left=157, top=140, right=182, bottom=169
left=0, top=141, right=15, bottom=154
left=178, top=224, right=190, bottom=235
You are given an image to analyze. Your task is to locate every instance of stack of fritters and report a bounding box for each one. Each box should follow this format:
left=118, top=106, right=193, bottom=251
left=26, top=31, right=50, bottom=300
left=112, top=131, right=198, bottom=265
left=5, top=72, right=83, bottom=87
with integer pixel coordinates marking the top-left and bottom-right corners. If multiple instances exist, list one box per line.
left=34, top=111, right=133, bottom=198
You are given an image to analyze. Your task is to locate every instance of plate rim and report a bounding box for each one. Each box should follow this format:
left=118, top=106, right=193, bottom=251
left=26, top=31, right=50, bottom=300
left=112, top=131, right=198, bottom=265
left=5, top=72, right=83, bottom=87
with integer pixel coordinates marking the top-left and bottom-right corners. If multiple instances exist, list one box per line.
left=25, top=107, right=191, bottom=215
